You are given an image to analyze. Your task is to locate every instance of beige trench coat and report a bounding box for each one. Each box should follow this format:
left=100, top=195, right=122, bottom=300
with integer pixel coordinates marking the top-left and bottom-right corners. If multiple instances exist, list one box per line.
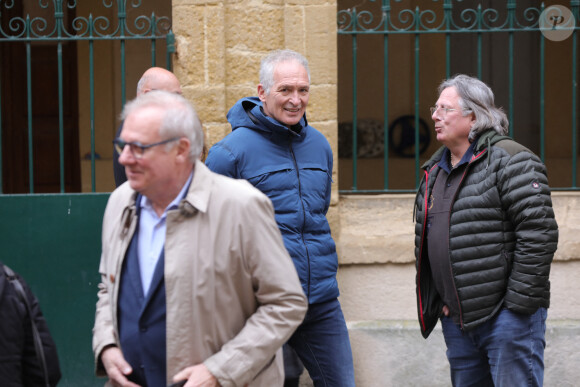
left=92, top=161, right=307, bottom=386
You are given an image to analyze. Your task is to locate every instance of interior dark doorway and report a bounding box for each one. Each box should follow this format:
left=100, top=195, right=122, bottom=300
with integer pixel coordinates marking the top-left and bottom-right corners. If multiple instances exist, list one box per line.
left=1, top=1, right=80, bottom=193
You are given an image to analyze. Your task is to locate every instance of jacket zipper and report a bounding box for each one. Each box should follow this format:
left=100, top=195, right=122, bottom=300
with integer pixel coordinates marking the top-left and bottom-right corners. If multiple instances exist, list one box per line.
left=289, top=139, right=311, bottom=299
left=447, top=149, right=488, bottom=330
left=417, top=168, right=431, bottom=333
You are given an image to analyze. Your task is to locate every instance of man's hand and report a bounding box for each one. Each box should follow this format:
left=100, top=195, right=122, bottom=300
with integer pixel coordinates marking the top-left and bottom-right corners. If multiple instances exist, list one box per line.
left=101, top=346, right=140, bottom=387
left=173, top=364, right=219, bottom=387
left=442, top=305, right=450, bottom=317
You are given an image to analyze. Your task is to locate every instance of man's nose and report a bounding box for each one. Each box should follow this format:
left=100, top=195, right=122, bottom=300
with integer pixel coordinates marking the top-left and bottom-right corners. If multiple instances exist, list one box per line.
left=289, top=91, right=301, bottom=105
left=118, top=145, right=134, bottom=166
left=432, top=110, right=442, bottom=121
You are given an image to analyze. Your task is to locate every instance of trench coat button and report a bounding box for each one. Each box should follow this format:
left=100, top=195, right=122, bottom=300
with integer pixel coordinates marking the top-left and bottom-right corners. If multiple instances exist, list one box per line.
left=109, top=274, right=115, bottom=283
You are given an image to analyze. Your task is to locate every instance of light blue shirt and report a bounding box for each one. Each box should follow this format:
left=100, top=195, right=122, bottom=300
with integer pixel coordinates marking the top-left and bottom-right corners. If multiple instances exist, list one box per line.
left=137, top=172, right=193, bottom=296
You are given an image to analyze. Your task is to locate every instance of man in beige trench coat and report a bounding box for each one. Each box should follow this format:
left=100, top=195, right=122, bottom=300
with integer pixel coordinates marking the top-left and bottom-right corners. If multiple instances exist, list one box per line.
left=92, top=90, right=307, bottom=387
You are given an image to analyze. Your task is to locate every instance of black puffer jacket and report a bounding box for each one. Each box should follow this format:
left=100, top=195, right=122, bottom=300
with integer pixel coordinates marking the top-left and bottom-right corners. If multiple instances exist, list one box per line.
left=0, top=263, right=61, bottom=386
left=414, top=130, right=558, bottom=338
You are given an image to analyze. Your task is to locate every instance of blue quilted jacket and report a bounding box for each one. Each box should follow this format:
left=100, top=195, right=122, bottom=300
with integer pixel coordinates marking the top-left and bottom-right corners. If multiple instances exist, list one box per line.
left=205, top=97, right=338, bottom=304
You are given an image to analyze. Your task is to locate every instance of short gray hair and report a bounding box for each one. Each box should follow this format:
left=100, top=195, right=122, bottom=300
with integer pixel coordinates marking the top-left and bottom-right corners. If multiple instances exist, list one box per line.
left=259, top=49, right=311, bottom=94
left=121, top=91, right=204, bottom=162
left=438, top=74, right=509, bottom=141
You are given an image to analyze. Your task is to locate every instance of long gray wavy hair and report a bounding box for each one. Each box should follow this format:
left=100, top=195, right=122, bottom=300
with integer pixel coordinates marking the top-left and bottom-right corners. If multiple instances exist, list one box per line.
left=439, top=74, right=509, bottom=142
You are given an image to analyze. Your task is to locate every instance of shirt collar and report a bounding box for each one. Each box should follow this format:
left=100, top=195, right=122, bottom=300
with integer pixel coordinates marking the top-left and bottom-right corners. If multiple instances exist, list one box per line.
left=439, top=141, right=478, bottom=173
left=139, top=171, right=194, bottom=217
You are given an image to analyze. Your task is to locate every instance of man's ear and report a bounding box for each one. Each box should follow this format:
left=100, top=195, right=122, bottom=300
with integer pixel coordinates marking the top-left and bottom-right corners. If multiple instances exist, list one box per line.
left=175, top=137, right=191, bottom=163
left=257, top=84, right=266, bottom=102
left=470, top=111, right=477, bottom=125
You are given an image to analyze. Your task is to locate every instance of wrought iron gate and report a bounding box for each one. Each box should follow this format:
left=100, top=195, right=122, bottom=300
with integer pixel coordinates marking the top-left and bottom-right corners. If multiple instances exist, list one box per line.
left=0, top=0, right=174, bottom=193
left=338, top=0, right=579, bottom=192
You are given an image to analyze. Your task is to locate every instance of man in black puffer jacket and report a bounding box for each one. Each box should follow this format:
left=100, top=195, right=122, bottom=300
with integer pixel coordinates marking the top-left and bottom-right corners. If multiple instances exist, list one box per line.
left=0, top=263, right=61, bottom=386
left=414, top=74, right=558, bottom=387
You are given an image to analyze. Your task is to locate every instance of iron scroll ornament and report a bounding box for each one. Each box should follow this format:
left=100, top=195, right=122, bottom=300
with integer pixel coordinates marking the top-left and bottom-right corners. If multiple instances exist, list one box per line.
left=388, top=115, right=430, bottom=158
left=0, top=0, right=172, bottom=40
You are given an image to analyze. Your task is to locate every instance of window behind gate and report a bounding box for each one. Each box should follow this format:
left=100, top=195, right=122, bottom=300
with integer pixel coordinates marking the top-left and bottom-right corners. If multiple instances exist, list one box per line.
left=337, top=0, right=579, bottom=193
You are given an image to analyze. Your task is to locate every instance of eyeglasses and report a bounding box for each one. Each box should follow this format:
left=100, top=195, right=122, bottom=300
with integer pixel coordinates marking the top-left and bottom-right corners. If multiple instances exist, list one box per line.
left=113, top=137, right=180, bottom=159
left=429, top=105, right=471, bottom=117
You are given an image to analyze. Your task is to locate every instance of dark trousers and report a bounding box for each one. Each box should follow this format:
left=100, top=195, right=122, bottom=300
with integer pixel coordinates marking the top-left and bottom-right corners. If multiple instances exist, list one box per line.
left=288, top=298, right=355, bottom=387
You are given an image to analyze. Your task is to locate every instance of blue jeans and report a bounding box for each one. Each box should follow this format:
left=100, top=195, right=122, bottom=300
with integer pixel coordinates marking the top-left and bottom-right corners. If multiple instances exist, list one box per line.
left=288, top=298, right=355, bottom=387
left=441, top=307, right=547, bottom=387
left=283, top=343, right=304, bottom=384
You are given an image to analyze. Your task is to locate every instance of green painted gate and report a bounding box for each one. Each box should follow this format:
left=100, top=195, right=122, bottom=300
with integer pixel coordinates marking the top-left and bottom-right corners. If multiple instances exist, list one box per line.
left=1, top=194, right=109, bottom=386
left=0, top=0, right=173, bottom=384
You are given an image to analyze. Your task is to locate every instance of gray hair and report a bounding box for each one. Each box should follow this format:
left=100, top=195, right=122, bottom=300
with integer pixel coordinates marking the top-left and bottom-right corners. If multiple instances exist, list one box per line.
left=259, top=49, right=311, bottom=94
left=121, top=90, right=204, bottom=163
left=438, top=74, right=509, bottom=141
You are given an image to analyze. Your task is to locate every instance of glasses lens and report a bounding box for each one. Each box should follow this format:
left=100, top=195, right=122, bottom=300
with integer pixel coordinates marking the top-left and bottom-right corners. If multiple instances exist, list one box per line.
left=431, top=106, right=450, bottom=117
left=114, top=139, right=125, bottom=155
left=131, top=144, right=145, bottom=159
left=114, top=139, right=143, bottom=159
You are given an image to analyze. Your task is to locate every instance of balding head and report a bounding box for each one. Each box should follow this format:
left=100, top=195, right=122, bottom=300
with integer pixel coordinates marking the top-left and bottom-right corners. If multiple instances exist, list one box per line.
left=136, top=67, right=182, bottom=96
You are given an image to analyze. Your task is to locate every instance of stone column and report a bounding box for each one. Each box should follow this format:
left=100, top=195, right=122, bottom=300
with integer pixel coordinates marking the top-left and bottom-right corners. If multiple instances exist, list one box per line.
left=172, top=0, right=339, bottom=209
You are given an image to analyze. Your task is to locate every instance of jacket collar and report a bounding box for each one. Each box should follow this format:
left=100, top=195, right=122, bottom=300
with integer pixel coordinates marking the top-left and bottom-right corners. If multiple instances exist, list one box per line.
left=120, top=160, right=210, bottom=228
left=437, top=141, right=477, bottom=174
left=179, top=160, right=212, bottom=215
left=421, top=129, right=511, bottom=171
left=231, top=97, right=308, bottom=143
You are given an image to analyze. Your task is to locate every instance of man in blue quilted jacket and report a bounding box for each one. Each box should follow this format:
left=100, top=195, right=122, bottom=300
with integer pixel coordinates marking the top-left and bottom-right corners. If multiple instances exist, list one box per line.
left=205, top=49, right=355, bottom=387
left=414, top=74, right=558, bottom=386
